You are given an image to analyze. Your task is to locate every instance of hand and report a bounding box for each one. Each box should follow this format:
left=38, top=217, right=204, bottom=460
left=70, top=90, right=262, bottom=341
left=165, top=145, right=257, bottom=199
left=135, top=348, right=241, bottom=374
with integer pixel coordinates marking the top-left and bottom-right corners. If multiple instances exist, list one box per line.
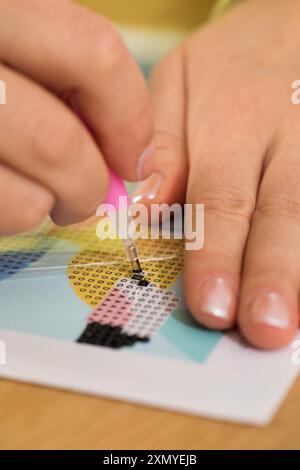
left=0, top=0, right=153, bottom=233
left=133, top=0, right=300, bottom=349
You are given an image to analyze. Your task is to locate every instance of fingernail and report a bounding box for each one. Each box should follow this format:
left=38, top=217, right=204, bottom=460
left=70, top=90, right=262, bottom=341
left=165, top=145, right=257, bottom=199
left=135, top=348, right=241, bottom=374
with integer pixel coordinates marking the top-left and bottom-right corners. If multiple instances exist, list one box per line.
left=136, top=140, right=156, bottom=181
left=131, top=171, right=164, bottom=204
left=248, top=292, right=291, bottom=330
left=197, top=277, right=235, bottom=321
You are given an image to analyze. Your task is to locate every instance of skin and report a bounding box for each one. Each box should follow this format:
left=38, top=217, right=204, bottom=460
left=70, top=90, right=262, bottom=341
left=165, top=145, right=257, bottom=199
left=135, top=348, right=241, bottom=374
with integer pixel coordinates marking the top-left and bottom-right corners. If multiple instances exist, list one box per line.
left=1, top=0, right=300, bottom=350
left=134, top=0, right=300, bottom=349
left=0, top=0, right=154, bottom=231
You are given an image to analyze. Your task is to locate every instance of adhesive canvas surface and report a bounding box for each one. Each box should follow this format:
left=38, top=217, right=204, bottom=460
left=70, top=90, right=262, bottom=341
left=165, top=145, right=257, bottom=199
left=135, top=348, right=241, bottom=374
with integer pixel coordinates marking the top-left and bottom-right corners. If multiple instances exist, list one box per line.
left=0, top=217, right=299, bottom=426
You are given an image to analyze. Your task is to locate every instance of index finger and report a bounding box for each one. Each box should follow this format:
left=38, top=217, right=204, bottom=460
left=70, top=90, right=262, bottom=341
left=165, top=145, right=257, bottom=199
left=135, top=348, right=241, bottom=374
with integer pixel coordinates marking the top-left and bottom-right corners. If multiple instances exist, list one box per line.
left=0, top=0, right=154, bottom=180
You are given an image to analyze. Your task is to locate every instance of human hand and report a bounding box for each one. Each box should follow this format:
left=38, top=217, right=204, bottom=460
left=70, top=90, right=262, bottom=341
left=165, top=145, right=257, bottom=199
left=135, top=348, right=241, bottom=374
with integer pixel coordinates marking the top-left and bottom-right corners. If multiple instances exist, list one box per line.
left=0, top=0, right=154, bottom=233
left=133, top=0, right=300, bottom=349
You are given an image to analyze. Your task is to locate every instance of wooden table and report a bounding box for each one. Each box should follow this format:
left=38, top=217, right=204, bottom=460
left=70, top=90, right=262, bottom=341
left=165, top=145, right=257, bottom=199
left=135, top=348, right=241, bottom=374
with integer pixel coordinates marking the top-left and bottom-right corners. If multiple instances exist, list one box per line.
left=0, top=376, right=300, bottom=449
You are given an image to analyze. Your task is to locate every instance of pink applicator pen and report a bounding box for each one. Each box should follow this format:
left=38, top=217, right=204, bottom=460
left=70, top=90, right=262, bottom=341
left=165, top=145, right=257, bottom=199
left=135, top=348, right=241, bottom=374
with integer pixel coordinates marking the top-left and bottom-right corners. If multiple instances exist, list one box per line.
left=105, top=168, right=143, bottom=277
left=73, top=106, right=143, bottom=277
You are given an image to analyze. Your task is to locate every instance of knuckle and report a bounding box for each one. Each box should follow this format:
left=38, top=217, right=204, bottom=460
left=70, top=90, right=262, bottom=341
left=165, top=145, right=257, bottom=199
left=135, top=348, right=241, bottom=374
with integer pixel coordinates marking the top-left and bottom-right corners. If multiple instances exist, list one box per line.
left=190, top=187, right=255, bottom=225
left=31, top=115, right=82, bottom=168
left=72, top=7, right=124, bottom=68
left=98, top=23, right=124, bottom=67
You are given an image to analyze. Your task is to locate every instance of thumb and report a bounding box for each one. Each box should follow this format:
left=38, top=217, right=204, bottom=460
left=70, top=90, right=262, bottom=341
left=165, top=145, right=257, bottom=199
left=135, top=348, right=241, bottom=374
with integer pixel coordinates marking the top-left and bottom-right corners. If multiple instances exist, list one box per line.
left=131, top=48, right=188, bottom=208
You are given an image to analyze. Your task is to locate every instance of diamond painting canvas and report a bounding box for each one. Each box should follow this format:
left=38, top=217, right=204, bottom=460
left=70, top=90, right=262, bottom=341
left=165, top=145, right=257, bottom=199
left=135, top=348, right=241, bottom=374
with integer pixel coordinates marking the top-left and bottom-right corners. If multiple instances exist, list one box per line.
left=0, top=218, right=299, bottom=426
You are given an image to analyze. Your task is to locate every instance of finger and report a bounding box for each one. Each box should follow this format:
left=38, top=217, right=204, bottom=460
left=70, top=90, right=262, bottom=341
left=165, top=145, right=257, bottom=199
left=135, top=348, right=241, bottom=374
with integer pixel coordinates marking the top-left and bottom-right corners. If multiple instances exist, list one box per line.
left=238, top=131, right=300, bottom=349
left=0, top=0, right=154, bottom=181
left=0, top=63, right=108, bottom=225
left=131, top=48, right=188, bottom=207
left=184, top=105, right=265, bottom=330
left=0, top=163, right=54, bottom=235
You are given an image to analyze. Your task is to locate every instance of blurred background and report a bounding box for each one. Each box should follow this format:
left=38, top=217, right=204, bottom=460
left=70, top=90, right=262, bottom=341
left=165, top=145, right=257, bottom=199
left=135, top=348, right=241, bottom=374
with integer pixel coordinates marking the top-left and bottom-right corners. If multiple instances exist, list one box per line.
left=76, top=0, right=214, bottom=30
left=75, top=0, right=217, bottom=72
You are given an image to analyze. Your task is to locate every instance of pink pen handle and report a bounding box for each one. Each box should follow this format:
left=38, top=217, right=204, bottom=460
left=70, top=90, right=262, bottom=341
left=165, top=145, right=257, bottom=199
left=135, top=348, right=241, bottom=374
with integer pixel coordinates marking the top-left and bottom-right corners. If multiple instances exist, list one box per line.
left=105, top=168, right=129, bottom=208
